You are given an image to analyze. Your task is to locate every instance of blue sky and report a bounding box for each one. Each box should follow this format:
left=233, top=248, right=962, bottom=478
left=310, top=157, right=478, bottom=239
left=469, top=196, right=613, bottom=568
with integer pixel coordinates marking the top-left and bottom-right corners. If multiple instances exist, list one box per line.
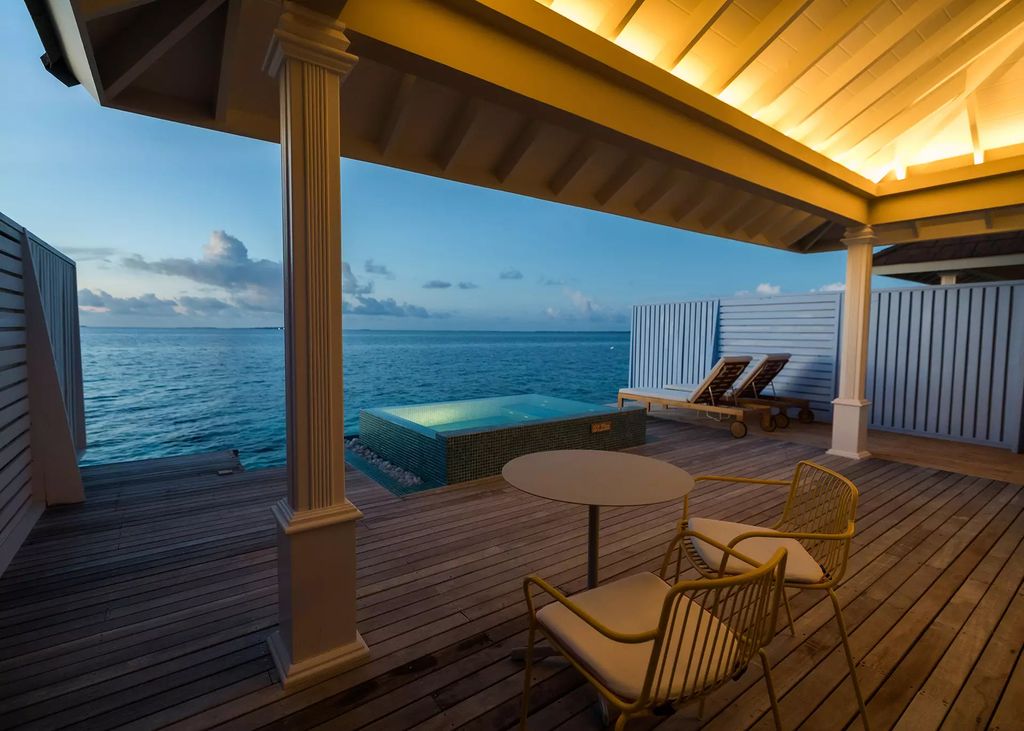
left=0, top=4, right=899, bottom=331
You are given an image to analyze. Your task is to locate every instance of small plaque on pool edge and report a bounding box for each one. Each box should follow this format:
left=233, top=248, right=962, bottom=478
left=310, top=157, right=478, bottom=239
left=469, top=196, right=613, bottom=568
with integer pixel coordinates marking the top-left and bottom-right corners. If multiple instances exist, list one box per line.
left=591, top=421, right=612, bottom=433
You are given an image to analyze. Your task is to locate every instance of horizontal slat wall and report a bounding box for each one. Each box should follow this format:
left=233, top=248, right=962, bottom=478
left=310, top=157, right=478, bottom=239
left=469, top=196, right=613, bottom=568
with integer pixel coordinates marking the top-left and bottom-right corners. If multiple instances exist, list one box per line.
left=717, top=294, right=843, bottom=420
left=867, top=282, right=1024, bottom=450
left=629, top=300, right=718, bottom=389
left=26, top=233, right=86, bottom=454
left=0, top=216, right=38, bottom=574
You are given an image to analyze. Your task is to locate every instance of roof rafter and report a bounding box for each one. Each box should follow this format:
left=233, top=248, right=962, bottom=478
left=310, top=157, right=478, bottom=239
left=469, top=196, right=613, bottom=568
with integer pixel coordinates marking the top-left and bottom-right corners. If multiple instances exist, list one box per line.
left=94, top=0, right=226, bottom=101
left=434, top=97, right=482, bottom=171
left=597, top=0, right=646, bottom=39
left=802, top=0, right=1010, bottom=148
left=377, top=73, right=416, bottom=155
left=594, top=155, right=644, bottom=205
left=656, top=0, right=733, bottom=69
left=634, top=167, right=676, bottom=213
left=703, top=0, right=813, bottom=95
left=744, top=0, right=883, bottom=113
left=492, top=119, right=542, bottom=182
left=548, top=138, right=597, bottom=194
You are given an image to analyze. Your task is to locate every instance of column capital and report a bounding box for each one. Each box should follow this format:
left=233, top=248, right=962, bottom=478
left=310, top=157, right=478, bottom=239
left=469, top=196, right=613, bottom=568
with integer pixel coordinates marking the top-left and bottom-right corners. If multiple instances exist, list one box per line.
left=265, top=1, right=358, bottom=79
left=840, top=223, right=878, bottom=248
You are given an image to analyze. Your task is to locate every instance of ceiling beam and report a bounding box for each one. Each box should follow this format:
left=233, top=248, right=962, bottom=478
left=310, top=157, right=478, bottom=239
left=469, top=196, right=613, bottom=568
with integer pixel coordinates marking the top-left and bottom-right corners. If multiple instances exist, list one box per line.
left=966, top=93, right=982, bottom=165
left=871, top=169, right=1024, bottom=226
left=722, top=196, right=772, bottom=233
left=655, top=0, right=733, bottom=69
left=744, top=0, right=883, bottom=113
left=492, top=118, right=541, bottom=182
left=377, top=74, right=416, bottom=155
left=670, top=184, right=706, bottom=222
left=549, top=138, right=597, bottom=195
left=595, top=155, right=644, bottom=205
left=94, top=0, right=226, bottom=101
left=702, top=0, right=813, bottom=95
left=434, top=97, right=482, bottom=171
left=596, top=0, right=647, bottom=39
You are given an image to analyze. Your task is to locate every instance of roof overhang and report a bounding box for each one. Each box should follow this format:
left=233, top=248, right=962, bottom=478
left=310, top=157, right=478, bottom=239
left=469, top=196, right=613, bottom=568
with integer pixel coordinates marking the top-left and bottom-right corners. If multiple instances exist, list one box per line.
left=27, top=0, right=1024, bottom=253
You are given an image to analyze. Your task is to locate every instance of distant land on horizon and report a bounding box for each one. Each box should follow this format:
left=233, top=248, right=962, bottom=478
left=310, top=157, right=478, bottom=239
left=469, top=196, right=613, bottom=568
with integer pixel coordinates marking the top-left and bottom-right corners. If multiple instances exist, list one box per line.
left=80, top=325, right=631, bottom=333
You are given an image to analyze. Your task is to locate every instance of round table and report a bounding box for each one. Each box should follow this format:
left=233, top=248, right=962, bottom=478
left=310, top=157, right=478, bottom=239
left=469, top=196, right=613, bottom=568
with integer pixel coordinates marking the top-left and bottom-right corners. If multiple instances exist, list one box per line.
left=503, top=450, right=694, bottom=589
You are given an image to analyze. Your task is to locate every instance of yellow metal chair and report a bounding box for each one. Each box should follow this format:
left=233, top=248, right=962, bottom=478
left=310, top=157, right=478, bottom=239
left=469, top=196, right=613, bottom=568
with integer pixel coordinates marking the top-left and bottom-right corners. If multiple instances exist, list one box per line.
left=521, top=535, right=788, bottom=730
left=679, top=460, right=869, bottom=730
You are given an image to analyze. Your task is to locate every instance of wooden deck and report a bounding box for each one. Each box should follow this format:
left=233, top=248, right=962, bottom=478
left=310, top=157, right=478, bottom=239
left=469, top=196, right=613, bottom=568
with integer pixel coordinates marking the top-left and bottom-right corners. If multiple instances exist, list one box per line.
left=0, top=419, right=1022, bottom=730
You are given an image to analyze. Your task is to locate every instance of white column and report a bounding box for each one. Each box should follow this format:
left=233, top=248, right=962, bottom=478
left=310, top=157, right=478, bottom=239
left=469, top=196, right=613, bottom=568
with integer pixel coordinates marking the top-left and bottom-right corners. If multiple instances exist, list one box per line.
left=264, top=2, right=368, bottom=689
left=828, top=224, right=876, bottom=460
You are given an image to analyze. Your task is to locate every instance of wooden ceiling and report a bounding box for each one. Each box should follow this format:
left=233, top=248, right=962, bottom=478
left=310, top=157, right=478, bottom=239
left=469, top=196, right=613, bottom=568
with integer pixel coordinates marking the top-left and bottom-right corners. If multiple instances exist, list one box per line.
left=542, top=0, right=1024, bottom=183
left=29, top=0, right=1024, bottom=255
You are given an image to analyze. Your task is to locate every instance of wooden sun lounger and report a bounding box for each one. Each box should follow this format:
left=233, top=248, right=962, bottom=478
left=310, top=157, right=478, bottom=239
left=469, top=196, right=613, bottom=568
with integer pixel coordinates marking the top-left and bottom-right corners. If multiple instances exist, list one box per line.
left=732, top=353, right=814, bottom=427
left=617, top=356, right=774, bottom=438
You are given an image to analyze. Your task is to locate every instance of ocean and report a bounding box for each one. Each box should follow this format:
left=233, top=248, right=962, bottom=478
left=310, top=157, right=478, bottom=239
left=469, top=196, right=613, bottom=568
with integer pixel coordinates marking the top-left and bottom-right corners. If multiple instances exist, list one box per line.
left=80, top=328, right=631, bottom=469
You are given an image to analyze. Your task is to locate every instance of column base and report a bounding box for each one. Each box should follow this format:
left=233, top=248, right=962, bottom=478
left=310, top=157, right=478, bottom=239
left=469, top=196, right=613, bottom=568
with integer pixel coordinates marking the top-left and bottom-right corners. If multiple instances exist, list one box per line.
left=271, top=498, right=368, bottom=690
left=267, top=627, right=369, bottom=691
left=827, top=398, right=871, bottom=460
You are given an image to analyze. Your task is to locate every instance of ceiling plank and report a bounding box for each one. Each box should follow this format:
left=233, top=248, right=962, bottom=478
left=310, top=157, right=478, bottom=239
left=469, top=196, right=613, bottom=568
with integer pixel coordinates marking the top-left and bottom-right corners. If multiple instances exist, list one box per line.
left=801, top=0, right=1011, bottom=148
left=702, top=0, right=813, bottom=95
left=597, top=0, right=647, bottom=39
left=95, top=0, right=227, bottom=101
left=744, top=0, right=884, bottom=113
left=377, top=73, right=416, bottom=155
left=655, top=0, right=734, bottom=69
left=492, top=119, right=542, bottom=183
left=548, top=138, right=597, bottom=195
left=832, top=15, right=1024, bottom=162
left=434, top=97, right=482, bottom=172
left=594, top=155, right=644, bottom=205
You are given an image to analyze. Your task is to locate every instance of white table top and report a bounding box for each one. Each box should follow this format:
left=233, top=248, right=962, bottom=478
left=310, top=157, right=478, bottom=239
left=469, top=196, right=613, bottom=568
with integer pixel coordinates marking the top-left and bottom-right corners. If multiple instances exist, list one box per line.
left=502, top=449, right=694, bottom=507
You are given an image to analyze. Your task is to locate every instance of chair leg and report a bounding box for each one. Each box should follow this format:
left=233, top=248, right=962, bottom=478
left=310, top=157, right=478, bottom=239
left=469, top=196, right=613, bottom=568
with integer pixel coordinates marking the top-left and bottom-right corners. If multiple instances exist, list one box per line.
left=520, top=624, right=536, bottom=730
left=759, top=649, right=782, bottom=731
left=828, top=588, right=870, bottom=731
left=613, top=711, right=629, bottom=730
left=781, top=589, right=796, bottom=635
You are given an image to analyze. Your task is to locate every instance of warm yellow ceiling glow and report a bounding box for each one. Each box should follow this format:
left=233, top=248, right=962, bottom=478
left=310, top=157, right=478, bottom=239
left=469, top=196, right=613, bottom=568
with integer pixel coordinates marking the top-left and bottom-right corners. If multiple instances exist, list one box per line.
left=541, top=0, right=1024, bottom=184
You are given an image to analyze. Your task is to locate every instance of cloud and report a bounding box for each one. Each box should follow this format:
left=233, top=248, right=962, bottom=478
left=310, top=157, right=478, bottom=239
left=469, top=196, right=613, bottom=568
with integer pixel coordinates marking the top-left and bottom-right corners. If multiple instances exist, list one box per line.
left=539, top=277, right=565, bottom=286
left=342, top=295, right=447, bottom=318
left=499, top=268, right=523, bottom=280
left=79, top=289, right=180, bottom=316
left=342, top=261, right=374, bottom=295
left=812, top=282, right=845, bottom=293
left=61, top=246, right=120, bottom=263
left=365, top=259, right=394, bottom=278
left=122, top=230, right=282, bottom=311
left=457, top=281, right=478, bottom=289
left=735, top=282, right=782, bottom=297
left=423, top=280, right=452, bottom=289
left=547, top=288, right=628, bottom=324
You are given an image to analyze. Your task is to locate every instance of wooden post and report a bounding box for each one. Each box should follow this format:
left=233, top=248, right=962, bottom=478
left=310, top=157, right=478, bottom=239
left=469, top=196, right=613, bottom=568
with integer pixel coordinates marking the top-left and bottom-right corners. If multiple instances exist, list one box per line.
left=828, top=224, right=875, bottom=460
left=264, top=1, right=368, bottom=689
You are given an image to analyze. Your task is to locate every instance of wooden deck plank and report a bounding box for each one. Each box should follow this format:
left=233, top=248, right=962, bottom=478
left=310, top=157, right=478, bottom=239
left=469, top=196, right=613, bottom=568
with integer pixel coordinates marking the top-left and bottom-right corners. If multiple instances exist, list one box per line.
left=0, top=419, right=1020, bottom=731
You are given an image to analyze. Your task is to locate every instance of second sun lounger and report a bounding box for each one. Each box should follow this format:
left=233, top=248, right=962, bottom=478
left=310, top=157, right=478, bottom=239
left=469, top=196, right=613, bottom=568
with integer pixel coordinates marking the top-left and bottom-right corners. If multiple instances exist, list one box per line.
left=617, top=355, right=773, bottom=438
left=732, top=353, right=815, bottom=427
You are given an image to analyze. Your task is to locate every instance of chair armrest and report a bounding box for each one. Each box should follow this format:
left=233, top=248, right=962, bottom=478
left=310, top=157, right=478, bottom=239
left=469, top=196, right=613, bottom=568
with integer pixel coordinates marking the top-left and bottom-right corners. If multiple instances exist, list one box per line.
left=522, top=575, right=656, bottom=644
left=680, top=475, right=789, bottom=523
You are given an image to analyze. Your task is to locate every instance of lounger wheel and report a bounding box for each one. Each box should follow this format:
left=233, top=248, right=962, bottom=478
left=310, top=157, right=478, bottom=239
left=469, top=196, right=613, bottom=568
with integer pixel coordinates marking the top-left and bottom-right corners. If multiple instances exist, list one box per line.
left=760, top=414, right=777, bottom=432
left=798, top=408, right=815, bottom=423
left=730, top=421, right=747, bottom=438
left=776, top=412, right=790, bottom=429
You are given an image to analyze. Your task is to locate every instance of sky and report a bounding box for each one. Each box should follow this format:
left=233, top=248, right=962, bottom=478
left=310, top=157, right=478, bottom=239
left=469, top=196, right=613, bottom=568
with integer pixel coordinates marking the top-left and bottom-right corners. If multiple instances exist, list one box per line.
left=0, top=4, right=903, bottom=331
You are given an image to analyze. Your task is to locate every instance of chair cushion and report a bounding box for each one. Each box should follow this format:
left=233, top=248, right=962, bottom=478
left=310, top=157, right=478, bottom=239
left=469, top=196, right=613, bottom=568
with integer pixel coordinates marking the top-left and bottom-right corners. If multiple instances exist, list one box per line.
left=688, top=517, right=824, bottom=584
left=536, top=572, right=736, bottom=701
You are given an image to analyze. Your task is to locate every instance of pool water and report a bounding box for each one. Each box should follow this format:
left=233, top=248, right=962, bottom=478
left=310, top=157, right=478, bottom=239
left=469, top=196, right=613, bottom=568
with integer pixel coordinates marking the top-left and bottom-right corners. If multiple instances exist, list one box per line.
left=371, top=394, right=617, bottom=434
